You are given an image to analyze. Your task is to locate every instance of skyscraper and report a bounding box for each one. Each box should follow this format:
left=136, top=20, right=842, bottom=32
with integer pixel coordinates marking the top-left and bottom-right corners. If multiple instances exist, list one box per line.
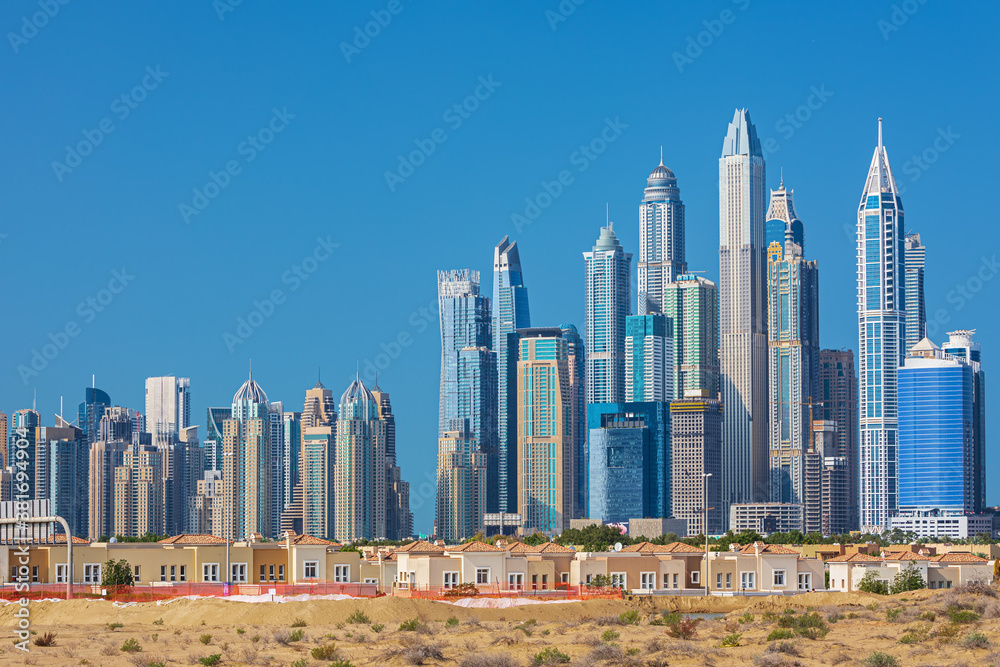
left=334, top=374, right=387, bottom=542
left=664, top=274, right=720, bottom=398
left=89, top=439, right=128, bottom=540
left=941, top=330, right=986, bottom=512
left=302, top=377, right=337, bottom=429
left=145, top=376, right=191, bottom=446
left=638, top=152, right=686, bottom=314
left=903, top=233, right=926, bottom=355
left=301, top=425, right=334, bottom=539
left=216, top=371, right=272, bottom=540
left=79, top=386, right=111, bottom=448
left=47, top=423, right=87, bottom=537
left=113, top=444, right=165, bottom=537
left=587, top=402, right=670, bottom=522
left=766, top=181, right=819, bottom=506
left=204, top=407, right=231, bottom=472
left=561, top=324, right=586, bottom=519
left=438, top=269, right=497, bottom=514
left=436, top=420, right=487, bottom=541
left=625, top=314, right=675, bottom=403
left=819, top=350, right=859, bottom=530
left=493, top=236, right=531, bottom=515
left=373, top=383, right=411, bottom=540
left=670, top=396, right=723, bottom=535
left=898, top=338, right=974, bottom=513
left=584, top=223, right=632, bottom=404
left=857, top=118, right=906, bottom=529
left=517, top=328, right=574, bottom=535
left=0, top=412, right=7, bottom=468
left=11, top=409, right=40, bottom=500
left=718, top=108, right=768, bottom=511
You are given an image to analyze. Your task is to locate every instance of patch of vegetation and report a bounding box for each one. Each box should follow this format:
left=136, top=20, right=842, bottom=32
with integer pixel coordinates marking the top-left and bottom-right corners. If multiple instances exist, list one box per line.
left=289, top=628, right=305, bottom=642
left=32, top=632, right=56, bottom=647
left=885, top=607, right=901, bottom=622
left=346, top=609, right=370, bottom=624
left=199, top=634, right=212, bottom=645
left=399, top=618, right=423, bottom=631
left=721, top=631, right=742, bottom=647
left=370, top=623, right=384, bottom=633
left=766, top=628, right=794, bottom=641
left=662, top=612, right=697, bottom=640
left=532, top=646, right=571, bottom=665
left=601, top=629, right=620, bottom=642
left=946, top=606, right=981, bottom=624
left=152, top=618, right=164, bottom=626
left=619, top=609, right=640, bottom=625
left=106, top=622, right=123, bottom=631
left=120, top=638, right=142, bottom=653
left=328, top=661, right=356, bottom=667
left=962, top=631, right=990, bottom=649
left=444, top=582, right=480, bottom=597
left=445, top=616, right=460, bottom=627
left=197, top=655, right=222, bottom=667
left=290, top=617, right=307, bottom=627
left=889, top=561, right=925, bottom=594
left=899, top=625, right=930, bottom=644
left=858, top=570, right=889, bottom=595
left=863, top=652, right=900, bottom=667
left=738, top=612, right=754, bottom=624
left=311, top=643, right=339, bottom=660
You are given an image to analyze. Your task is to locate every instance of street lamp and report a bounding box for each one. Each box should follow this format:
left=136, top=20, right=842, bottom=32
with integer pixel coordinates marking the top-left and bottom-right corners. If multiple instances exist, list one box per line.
left=703, top=472, right=712, bottom=596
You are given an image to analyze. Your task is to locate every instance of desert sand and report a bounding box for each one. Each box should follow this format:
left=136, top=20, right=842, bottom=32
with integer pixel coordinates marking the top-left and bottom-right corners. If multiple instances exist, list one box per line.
left=2, top=586, right=999, bottom=665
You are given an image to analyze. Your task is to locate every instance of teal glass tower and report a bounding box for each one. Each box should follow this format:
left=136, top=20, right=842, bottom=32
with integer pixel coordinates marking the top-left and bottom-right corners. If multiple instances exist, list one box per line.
left=904, top=233, right=926, bottom=355
left=625, top=314, right=674, bottom=403
left=583, top=223, right=632, bottom=404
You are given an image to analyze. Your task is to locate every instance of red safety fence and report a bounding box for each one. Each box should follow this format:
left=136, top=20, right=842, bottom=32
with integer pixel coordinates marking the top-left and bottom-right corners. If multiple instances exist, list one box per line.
left=0, top=581, right=380, bottom=602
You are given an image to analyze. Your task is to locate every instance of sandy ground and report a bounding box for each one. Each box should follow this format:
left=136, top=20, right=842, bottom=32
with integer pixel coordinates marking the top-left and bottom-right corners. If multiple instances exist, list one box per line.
left=2, top=587, right=999, bottom=665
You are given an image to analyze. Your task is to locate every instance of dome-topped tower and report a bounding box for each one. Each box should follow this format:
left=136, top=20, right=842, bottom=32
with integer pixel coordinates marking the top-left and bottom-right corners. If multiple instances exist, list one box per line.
left=638, top=147, right=686, bottom=314
left=340, top=372, right=376, bottom=421
left=643, top=149, right=680, bottom=204
left=233, top=369, right=268, bottom=405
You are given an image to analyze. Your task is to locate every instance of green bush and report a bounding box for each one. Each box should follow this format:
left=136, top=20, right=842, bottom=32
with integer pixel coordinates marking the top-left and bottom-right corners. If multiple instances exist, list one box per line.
left=199, top=634, right=212, bottom=645
left=198, top=655, right=222, bottom=667
left=793, top=612, right=829, bottom=640
left=120, top=638, right=142, bottom=653
left=152, top=618, right=164, bottom=626
left=601, top=629, right=620, bottom=642
left=962, top=631, right=990, bottom=649
left=618, top=609, right=640, bottom=625
left=885, top=608, right=901, bottom=622
left=720, top=631, right=741, bottom=647
left=918, top=611, right=936, bottom=621
left=370, top=623, right=384, bottom=633
left=311, top=643, right=339, bottom=660
left=889, top=561, right=925, bottom=594
left=289, top=629, right=305, bottom=642
left=858, top=570, right=889, bottom=595
left=346, top=609, right=370, bottom=624
left=399, top=618, right=422, bottom=631
left=446, top=616, right=460, bottom=627
left=106, top=622, right=123, bottom=631
left=444, top=582, right=480, bottom=597
left=946, top=607, right=981, bottom=624
left=235, top=627, right=244, bottom=635
left=738, top=612, right=754, bottom=624
left=328, top=661, right=356, bottom=667
left=290, top=617, right=307, bottom=628
left=898, top=625, right=930, bottom=644
left=863, top=652, right=899, bottom=667
left=766, top=628, right=794, bottom=641
left=663, top=613, right=697, bottom=640
left=532, top=646, right=571, bottom=665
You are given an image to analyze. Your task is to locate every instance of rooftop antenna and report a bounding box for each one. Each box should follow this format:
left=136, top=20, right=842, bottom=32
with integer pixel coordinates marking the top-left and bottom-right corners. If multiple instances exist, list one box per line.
left=33, top=388, right=36, bottom=412
left=92, top=374, right=95, bottom=389
left=780, top=167, right=784, bottom=188
left=60, top=396, right=63, bottom=418
left=878, top=117, right=883, bottom=150
left=318, top=367, right=321, bottom=385
left=606, top=203, right=611, bottom=232
left=659, top=145, right=663, bottom=165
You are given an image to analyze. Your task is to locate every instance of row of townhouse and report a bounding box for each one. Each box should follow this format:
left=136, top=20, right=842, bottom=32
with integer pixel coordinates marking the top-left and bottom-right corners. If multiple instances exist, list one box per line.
left=827, top=549, right=994, bottom=592
left=1, top=534, right=362, bottom=588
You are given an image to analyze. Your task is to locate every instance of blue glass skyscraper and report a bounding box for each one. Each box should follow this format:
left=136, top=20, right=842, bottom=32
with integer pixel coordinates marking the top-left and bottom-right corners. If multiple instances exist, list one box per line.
left=583, top=223, right=632, bottom=404
left=561, top=324, right=586, bottom=519
left=898, top=338, right=974, bottom=512
left=625, top=314, right=674, bottom=403
left=493, top=237, right=530, bottom=514
left=903, top=233, right=926, bottom=355
left=438, top=269, right=497, bottom=513
left=638, top=152, right=686, bottom=315
left=857, top=118, right=907, bottom=529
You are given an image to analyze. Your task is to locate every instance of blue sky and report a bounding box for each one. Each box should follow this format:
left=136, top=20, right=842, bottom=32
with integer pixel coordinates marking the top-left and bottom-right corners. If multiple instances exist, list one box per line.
left=2, top=1, right=995, bottom=534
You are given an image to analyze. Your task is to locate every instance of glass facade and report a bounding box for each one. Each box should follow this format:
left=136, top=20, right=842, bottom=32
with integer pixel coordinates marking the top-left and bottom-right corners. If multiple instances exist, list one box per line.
left=583, top=225, right=632, bottom=404
left=663, top=274, right=719, bottom=398
left=638, top=155, right=686, bottom=314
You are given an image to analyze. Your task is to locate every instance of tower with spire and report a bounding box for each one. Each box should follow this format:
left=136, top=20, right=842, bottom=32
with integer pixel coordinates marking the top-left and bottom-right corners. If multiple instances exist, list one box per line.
left=718, top=108, right=769, bottom=515
left=334, top=373, right=387, bottom=541
left=583, top=220, right=632, bottom=404
left=857, top=118, right=907, bottom=529
left=638, top=148, right=686, bottom=315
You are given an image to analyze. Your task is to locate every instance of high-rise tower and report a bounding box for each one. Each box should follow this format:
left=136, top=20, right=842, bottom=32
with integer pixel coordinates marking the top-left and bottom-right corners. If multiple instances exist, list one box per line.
left=903, top=233, right=926, bottom=355
left=638, top=151, right=686, bottom=314
left=493, top=237, right=531, bottom=514
left=857, top=118, right=907, bottom=529
left=664, top=274, right=720, bottom=398
left=145, top=376, right=191, bottom=446
left=583, top=223, right=632, bottom=404
left=334, top=374, right=387, bottom=541
left=718, top=108, right=768, bottom=511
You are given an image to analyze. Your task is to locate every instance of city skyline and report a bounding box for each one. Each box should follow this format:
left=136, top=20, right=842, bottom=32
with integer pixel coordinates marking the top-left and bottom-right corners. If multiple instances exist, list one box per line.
left=3, top=4, right=994, bottom=536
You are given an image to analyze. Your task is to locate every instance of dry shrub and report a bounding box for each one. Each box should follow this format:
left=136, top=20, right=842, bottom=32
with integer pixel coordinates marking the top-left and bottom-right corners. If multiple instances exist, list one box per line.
left=586, top=644, right=624, bottom=662
left=100, top=643, right=118, bottom=656
left=592, top=615, right=624, bottom=626
left=402, top=642, right=445, bottom=665
left=753, top=654, right=802, bottom=667
left=460, top=653, right=522, bottom=667
left=490, top=634, right=520, bottom=646
left=272, top=628, right=291, bottom=645
left=767, top=641, right=801, bottom=657
left=826, top=652, right=851, bottom=665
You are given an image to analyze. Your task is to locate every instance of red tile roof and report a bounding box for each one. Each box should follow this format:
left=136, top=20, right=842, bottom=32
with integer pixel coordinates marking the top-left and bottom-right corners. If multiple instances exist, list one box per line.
left=736, top=542, right=800, bottom=555
left=622, top=541, right=704, bottom=554
left=507, top=542, right=575, bottom=554
left=287, top=534, right=334, bottom=546
left=158, top=534, right=229, bottom=545
left=3, top=534, right=90, bottom=545
left=883, top=551, right=930, bottom=561
left=447, top=541, right=504, bottom=553
left=930, top=552, right=988, bottom=563
left=394, top=540, right=446, bottom=554
left=826, top=553, right=883, bottom=563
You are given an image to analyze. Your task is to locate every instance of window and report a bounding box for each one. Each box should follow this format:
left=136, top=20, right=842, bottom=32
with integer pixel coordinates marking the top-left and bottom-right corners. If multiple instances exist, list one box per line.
left=585, top=574, right=593, bottom=585
left=640, top=572, right=656, bottom=590
left=691, top=570, right=700, bottom=585
left=561, top=572, right=569, bottom=584
left=278, top=565, right=284, bottom=581
left=726, top=573, right=732, bottom=589
left=202, top=563, right=219, bottom=582
left=797, top=573, right=812, bottom=591
left=304, top=561, right=319, bottom=579
left=83, top=564, right=101, bottom=584
left=443, top=572, right=459, bottom=589
left=334, top=565, right=350, bottom=583
left=672, top=573, right=679, bottom=589
left=260, top=564, right=267, bottom=582
left=740, top=571, right=755, bottom=590
left=610, top=572, right=626, bottom=589
left=55, top=564, right=68, bottom=584
left=179, top=565, right=186, bottom=582
left=364, top=577, right=378, bottom=584
left=160, top=565, right=167, bottom=582
left=170, top=565, right=177, bottom=582
left=773, top=569, right=786, bottom=587
left=268, top=564, right=276, bottom=581
left=541, top=574, right=548, bottom=590
left=232, top=563, right=248, bottom=583
left=31, top=566, right=38, bottom=583
left=531, top=573, right=538, bottom=590
left=476, top=568, right=490, bottom=584
left=716, top=573, right=723, bottom=589
left=133, top=565, right=141, bottom=582
left=508, top=573, right=524, bottom=590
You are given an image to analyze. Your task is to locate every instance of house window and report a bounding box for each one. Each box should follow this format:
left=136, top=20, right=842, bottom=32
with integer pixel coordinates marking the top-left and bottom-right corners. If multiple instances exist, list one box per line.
left=640, top=572, right=656, bottom=590
left=585, top=574, right=593, bottom=585
left=278, top=565, right=284, bottom=581
left=304, top=561, right=319, bottom=579
left=364, top=577, right=378, bottom=584
left=83, top=564, right=101, bottom=584
left=476, top=568, right=490, bottom=584
left=508, top=573, right=524, bottom=590
left=31, top=566, right=38, bottom=583
left=610, top=572, right=626, bottom=589
left=531, top=573, right=538, bottom=590
left=691, top=570, right=700, bottom=585
left=672, top=573, right=679, bottom=589
left=269, top=564, right=276, bottom=581
left=726, top=573, right=732, bottom=589
left=202, top=563, right=219, bottom=582
left=716, top=573, right=723, bottom=589
left=133, top=565, right=141, bottom=582
left=55, top=564, right=68, bottom=584
left=541, top=574, right=548, bottom=590
left=561, top=572, right=569, bottom=584
left=773, top=569, right=786, bottom=587
left=160, top=565, right=167, bottom=582
left=170, top=565, right=177, bottom=582
left=740, top=571, right=755, bottom=590
left=797, top=573, right=812, bottom=591
left=232, top=563, right=248, bottom=583
left=260, top=565, right=267, bottom=582
left=334, top=565, right=350, bottom=583
left=443, top=572, right=459, bottom=589
left=179, top=565, right=186, bottom=582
